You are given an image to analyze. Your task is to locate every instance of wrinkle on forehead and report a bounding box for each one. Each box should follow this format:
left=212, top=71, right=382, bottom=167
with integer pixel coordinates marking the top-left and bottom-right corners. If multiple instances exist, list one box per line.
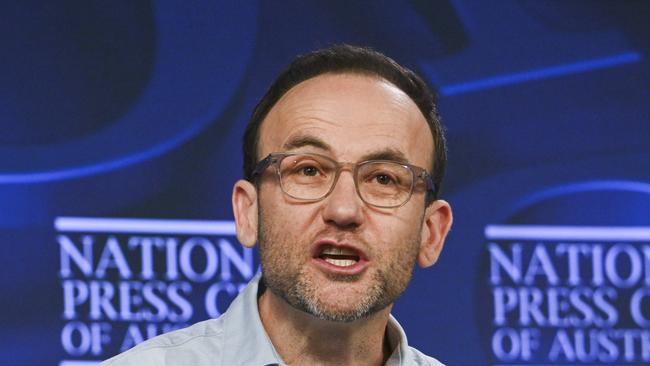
left=258, top=73, right=434, bottom=168
left=276, top=74, right=420, bottom=125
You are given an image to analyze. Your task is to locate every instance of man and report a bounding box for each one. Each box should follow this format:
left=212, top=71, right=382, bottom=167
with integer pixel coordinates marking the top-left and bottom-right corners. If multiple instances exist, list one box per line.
left=101, top=44, right=453, bottom=366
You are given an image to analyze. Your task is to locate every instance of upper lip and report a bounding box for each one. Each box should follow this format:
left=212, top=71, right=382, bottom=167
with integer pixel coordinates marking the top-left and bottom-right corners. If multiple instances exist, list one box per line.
left=311, top=239, right=369, bottom=261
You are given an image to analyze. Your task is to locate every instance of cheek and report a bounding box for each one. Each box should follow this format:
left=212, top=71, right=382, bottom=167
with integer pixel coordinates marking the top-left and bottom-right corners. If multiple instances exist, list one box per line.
left=257, top=193, right=316, bottom=254
left=367, top=210, right=424, bottom=257
left=368, top=207, right=424, bottom=240
left=258, top=207, right=296, bottom=269
left=372, top=220, right=422, bottom=277
left=258, top=184, right=321, bottom=230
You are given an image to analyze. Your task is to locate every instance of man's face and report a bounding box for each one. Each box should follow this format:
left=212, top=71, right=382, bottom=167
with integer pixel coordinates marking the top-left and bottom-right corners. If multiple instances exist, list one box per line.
left=250, top=73, right=440, bottom=322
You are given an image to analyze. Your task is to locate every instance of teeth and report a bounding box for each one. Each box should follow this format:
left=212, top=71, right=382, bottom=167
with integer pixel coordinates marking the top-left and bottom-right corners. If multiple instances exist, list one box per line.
left=321, top=246, right=357, bottom=256
left=324, top=258, right=356, bottom=267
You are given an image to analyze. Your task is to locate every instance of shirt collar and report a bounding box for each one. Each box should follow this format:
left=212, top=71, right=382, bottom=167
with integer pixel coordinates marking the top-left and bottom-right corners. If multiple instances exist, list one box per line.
left=221, top=273, right=286, bottom=365
left=385, top=313, right=410, bottom=365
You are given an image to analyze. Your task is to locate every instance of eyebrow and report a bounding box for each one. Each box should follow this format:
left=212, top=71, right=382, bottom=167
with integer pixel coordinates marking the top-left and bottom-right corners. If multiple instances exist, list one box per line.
left=282, top=134, right=410, bottom=165
left=282, top=134, right=332, bottom=152
left=360, top=148, right=409, bottom=164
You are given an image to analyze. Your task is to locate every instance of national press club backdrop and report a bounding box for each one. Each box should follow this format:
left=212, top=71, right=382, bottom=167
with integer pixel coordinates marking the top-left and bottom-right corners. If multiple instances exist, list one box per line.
left=2, top=1, right=650, bottom=365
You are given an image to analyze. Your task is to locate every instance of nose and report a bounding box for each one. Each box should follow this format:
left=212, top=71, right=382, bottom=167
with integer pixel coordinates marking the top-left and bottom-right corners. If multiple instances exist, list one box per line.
left=321, top=171, right=364, bottom=229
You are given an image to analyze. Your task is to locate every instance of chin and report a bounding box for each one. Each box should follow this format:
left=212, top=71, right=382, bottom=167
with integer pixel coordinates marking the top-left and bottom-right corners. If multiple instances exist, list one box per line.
left=303, top=290, right=388, bottom=323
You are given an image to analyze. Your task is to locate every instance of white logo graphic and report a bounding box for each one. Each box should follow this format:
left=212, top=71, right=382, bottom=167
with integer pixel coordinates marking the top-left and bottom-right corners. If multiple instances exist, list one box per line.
left=56, top=217, right=255, bottom=366
left=486, top=225, right=650, bottom=365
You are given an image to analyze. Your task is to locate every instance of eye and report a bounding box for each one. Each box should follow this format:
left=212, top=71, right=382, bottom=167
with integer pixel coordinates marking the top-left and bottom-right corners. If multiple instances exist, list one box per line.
left=368, top=171, right=399, bottom=186
left=301, top=166, right=320, bottom=176
left=291, top=160, right=326, bottom=177
left=374, top=174, right=393, bottom=185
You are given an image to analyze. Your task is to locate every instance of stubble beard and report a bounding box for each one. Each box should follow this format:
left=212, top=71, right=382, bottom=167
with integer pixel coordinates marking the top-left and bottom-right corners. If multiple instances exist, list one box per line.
left=257, top=207, right=422, bottom=323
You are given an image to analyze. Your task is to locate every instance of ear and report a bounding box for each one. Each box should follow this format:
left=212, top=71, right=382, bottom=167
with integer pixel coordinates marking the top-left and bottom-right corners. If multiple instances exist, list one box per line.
left=232, top=179, right=259, bottom=248
left=418, top=199, right=453, bottom=267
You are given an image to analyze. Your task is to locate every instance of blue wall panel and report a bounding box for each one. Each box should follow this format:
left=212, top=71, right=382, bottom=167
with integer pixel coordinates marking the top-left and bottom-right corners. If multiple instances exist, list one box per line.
left=1, top=1, right=649, bottom=364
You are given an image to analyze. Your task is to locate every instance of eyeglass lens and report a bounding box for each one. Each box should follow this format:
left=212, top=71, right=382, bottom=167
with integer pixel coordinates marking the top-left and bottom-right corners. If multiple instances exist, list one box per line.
left=277, top=154, right=414, bottom=207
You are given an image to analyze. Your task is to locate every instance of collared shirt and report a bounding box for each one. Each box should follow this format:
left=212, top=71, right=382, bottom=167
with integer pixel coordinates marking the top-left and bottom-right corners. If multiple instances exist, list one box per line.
left=100, top=274, right=444, bottom=366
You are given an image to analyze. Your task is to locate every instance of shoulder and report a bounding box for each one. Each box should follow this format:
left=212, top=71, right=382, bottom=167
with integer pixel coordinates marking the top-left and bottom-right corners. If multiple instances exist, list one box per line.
left=386, top=315, right=445, bottom=366
left=99, top=318, right=225, bottom=366
left=404, top=346, right=446, bottom=366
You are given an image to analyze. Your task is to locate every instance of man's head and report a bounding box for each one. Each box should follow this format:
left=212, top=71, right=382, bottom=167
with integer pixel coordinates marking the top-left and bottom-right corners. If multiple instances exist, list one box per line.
left=232, top=45, right=452, bottom=323
left=243, top=44, right=447, bottom=203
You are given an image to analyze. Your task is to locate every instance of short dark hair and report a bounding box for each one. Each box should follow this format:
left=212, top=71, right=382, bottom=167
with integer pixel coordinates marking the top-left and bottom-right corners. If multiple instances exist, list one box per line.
left=242, top=44, right=447, bottom=201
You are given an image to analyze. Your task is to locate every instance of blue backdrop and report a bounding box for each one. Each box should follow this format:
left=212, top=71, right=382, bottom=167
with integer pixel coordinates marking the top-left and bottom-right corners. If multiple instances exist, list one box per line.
left=2, top=1, right=649, bottom=365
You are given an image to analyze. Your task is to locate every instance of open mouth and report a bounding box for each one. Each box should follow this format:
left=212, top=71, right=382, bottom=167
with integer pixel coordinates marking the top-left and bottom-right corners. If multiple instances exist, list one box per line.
left=318, top=245, right=361, bottom=268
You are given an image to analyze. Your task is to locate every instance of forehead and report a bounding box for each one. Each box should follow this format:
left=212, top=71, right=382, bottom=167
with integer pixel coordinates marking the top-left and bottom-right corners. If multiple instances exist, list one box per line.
left=258, top=73, right=434, bottom=168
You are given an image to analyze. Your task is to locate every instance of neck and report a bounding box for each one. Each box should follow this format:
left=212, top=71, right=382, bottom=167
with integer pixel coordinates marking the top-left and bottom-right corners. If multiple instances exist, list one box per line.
left=258, top=289, right=393, bottom=366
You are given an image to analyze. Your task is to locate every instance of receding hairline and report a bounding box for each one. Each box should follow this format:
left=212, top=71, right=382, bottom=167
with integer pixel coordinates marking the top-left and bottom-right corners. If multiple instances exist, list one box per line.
left=243, top=45, right=447, bottom=202
left=256, top=70, right=435, bottom=160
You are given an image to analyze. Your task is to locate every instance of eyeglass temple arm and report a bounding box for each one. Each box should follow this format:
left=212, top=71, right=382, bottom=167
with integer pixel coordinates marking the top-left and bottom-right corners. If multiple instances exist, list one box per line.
left=251, top=154, right=275, bottom=179
left=421, top=172, right=439, bottom=199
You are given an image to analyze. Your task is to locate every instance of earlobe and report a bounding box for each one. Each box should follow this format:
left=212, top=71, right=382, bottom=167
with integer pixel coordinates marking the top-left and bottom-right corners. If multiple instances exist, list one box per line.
left=418, top=200, right=453, bottom=268
left=232, top=180, right=259, bottom=248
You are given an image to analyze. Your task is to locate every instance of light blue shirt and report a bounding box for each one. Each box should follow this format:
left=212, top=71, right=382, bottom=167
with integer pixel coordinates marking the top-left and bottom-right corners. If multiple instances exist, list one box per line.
left=100, top=274, right=444, bottom=366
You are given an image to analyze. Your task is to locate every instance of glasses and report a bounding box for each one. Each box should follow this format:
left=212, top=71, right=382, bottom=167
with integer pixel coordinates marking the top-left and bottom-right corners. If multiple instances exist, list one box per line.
left=251, top=152, right=438, bottom=208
